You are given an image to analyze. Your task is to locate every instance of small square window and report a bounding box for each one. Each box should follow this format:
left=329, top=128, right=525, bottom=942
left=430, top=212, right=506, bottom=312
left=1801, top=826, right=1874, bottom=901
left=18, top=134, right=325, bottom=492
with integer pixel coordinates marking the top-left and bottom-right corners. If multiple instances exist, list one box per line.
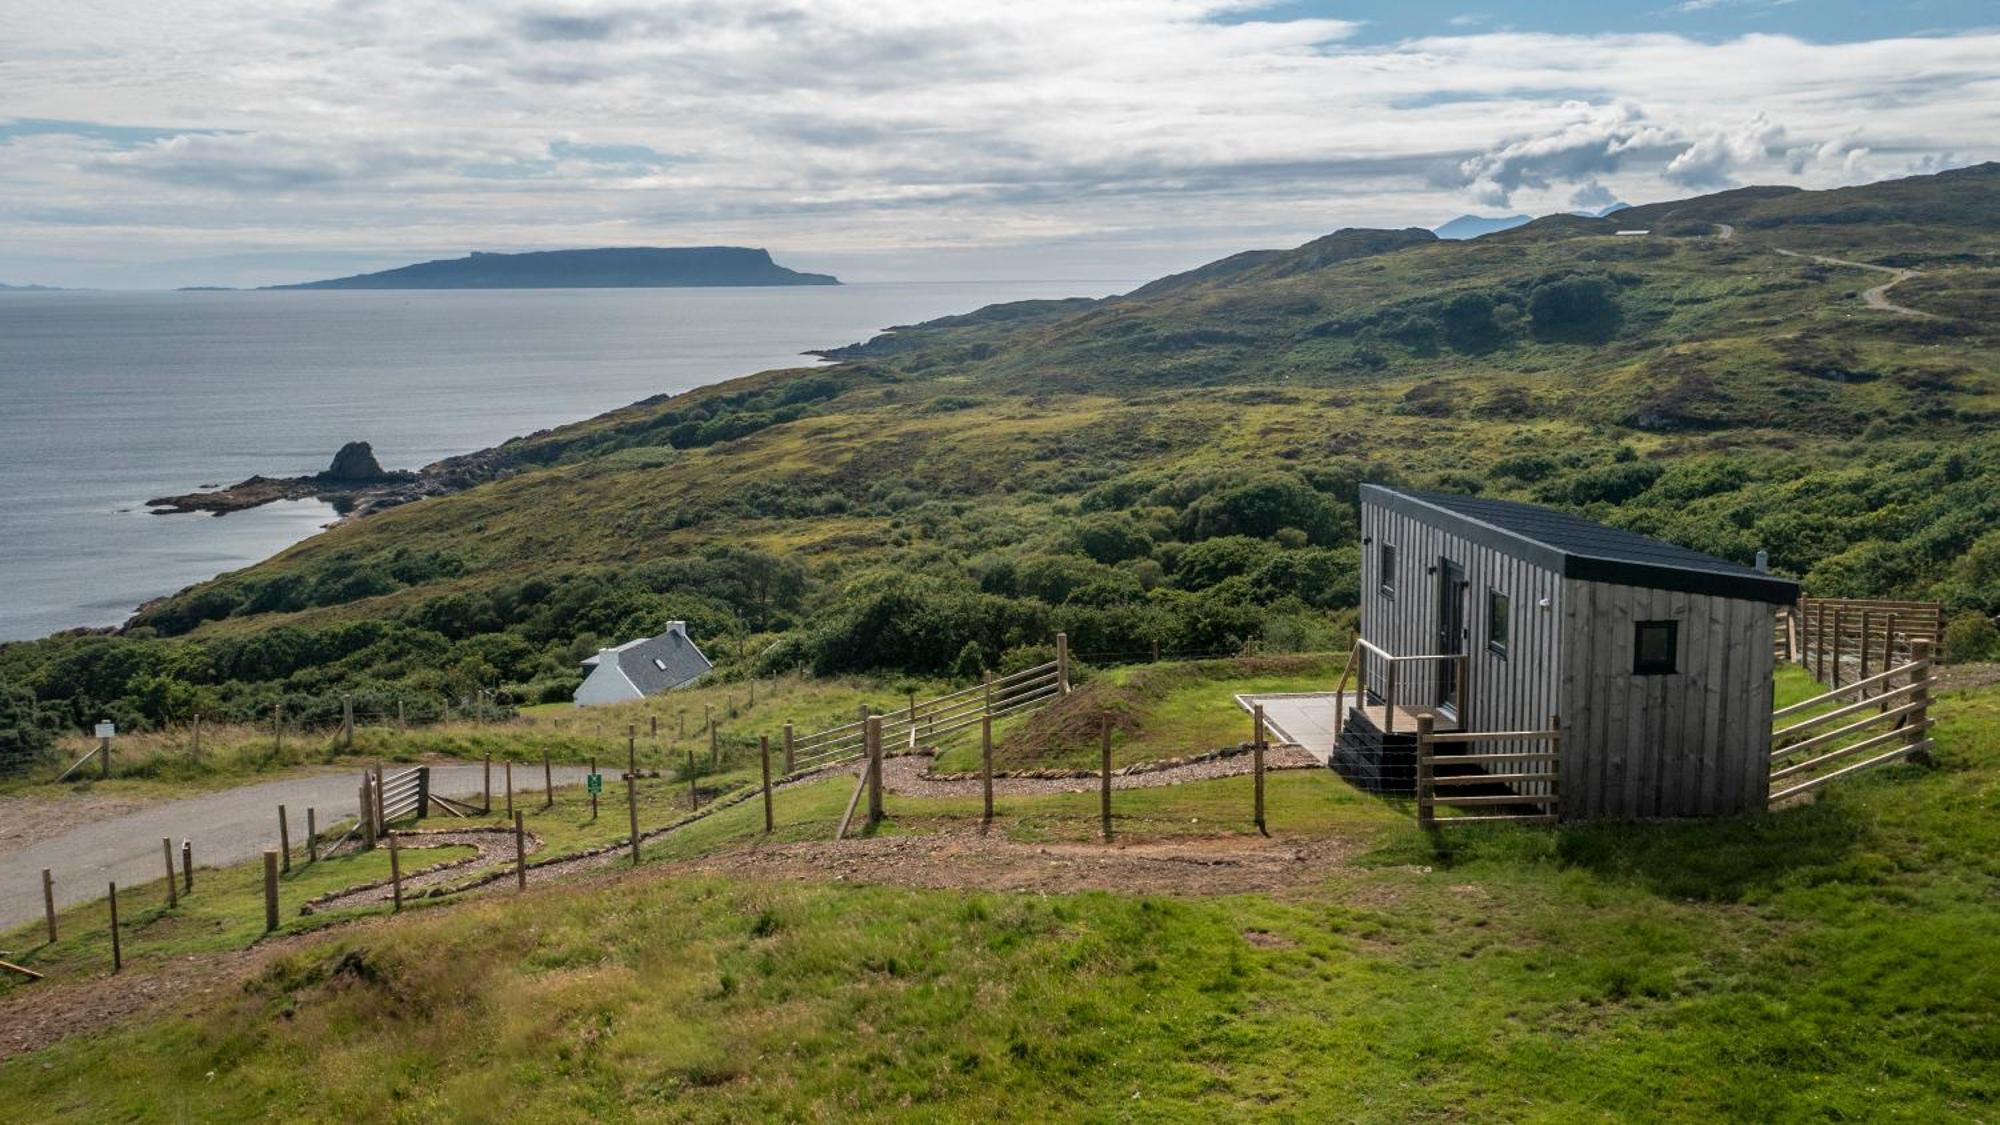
left=1378, top=543, right=1396, bottom=598
left=1487, top=589, right=1510, bottom=657
left=1634, top=620, right=1678, bottom=675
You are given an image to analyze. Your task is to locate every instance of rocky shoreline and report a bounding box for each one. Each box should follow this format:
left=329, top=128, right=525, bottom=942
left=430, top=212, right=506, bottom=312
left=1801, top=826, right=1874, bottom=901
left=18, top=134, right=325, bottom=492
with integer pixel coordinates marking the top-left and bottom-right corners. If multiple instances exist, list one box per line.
left=146, top=440, right=515, bottom=519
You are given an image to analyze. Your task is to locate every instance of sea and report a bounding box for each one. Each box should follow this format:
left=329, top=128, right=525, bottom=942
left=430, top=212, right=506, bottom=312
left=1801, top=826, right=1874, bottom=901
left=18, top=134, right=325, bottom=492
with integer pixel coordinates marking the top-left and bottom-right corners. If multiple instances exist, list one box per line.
left=0, top=282, right=1131, bottom=642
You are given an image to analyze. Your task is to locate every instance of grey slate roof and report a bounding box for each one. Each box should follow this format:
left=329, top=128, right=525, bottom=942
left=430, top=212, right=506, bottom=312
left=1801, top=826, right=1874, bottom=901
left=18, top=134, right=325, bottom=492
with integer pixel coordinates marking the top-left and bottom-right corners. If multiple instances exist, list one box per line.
left=587, top=624, right=712, bottom=695
left=1362, top=484, right=1799, bottom=605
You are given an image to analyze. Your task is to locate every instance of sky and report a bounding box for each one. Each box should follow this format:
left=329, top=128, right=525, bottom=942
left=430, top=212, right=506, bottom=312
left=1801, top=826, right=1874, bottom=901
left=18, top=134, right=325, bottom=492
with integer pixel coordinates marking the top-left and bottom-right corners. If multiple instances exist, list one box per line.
left=1, top=1, right=1995, bottom=289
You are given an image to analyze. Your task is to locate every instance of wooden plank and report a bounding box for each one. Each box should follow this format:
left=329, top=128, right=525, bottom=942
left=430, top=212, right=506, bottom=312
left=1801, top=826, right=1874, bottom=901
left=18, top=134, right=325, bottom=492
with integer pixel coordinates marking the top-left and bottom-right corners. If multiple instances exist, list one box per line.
left=1429, top=772, right=1560, bottom=786
left=0, top=958, right=44, bottom=981
left=1772, top=663, right=1917, bottom=717
left=1428, top=814, right=1559, bottom=825
left=1769, top=741, right=1929, bottom=802
left=1771, top=720, right=1933, bottom=781
left=1426, top=751, right=1561, bottom=765
left=1774, top=677, right=1933, bottom=739
left=1428, top=729, right=1562, bottom=744
left=1430, top=793, right=1558, bottom=808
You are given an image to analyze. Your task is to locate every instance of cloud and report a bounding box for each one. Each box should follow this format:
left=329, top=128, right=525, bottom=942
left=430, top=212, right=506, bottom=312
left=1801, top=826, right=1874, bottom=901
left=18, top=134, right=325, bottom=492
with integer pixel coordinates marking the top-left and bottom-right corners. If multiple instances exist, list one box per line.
left=1663, top=112, right=1786, bottom=187
left=1438, top=101, right=1679, bottom=206
left=0, top=2, right=1993, bottom=285
left=1569, top=178, right=1618, bottom=209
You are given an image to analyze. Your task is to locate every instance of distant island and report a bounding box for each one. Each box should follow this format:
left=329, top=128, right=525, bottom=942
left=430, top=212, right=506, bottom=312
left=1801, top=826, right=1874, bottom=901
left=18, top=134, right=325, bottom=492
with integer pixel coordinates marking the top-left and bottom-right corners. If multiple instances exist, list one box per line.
left=263, top=246, right=839, bottom=290
left=0, top=280, right=62, bottom=291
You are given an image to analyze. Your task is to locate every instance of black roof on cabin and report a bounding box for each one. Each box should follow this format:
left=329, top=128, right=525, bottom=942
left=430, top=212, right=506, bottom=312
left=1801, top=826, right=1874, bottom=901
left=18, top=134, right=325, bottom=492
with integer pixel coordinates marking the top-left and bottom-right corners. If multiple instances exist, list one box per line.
left=585, top=624, right=713, bottom=695
left=1361, top=484, right=1800, bottom=605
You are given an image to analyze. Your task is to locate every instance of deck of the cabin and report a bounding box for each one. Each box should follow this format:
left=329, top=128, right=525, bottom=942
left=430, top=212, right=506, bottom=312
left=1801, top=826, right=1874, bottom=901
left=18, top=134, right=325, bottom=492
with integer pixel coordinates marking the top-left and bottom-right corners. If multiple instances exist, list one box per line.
left=1235, top=691, right=1458, bottom=765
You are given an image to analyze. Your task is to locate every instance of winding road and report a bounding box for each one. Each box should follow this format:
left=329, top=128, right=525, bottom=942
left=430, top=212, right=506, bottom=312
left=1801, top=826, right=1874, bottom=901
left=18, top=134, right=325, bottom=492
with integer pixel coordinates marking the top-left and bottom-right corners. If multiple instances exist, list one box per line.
left=1, top=763, right=591, bottom=932
left=1772, top=246, right=1935, bottom=318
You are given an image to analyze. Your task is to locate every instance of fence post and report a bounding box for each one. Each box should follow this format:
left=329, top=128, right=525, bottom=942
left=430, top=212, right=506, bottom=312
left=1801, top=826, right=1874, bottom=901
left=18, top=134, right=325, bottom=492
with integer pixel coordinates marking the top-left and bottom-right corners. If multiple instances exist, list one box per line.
left=1882, top=613, right=1898, bottom=700
left=416, top=767, right=429, bottom=820
left=1099, top=720, right=1113, bottom=842
left=191, top=713, right=201, bottom=759
left=1385, top=661, right=1399, bottom=735
left=359, top=779, right=375, bottom=850
left=1415, top=716, right=1435, bottom=828
left=627, top=773, right=641, bottom=866
left=100, top=731, right=111, bottom=780
left=388, top=831, right=403, bottom=912
left=162, top=838, right=178, bottom=908
left=678, top=709, right=686, bottom=739
left=373, top=763, right=386, bottom=832
left=627, top=725, right=637, bottom=781
left=1910, top=639, right=1933, bottom=762
left=483, top=754, right=492, bottom=815
left=262, top=851, right=279, bottom=932
left=1858, top=609, right=1874, bottom=690
left=543, top=748, right=554, bottom=810
left=760, top=735, right=774, bottom=834
left=306, top=808, right=318, bottom=862
left=650, top=715, right=658, bottom=740
left=397, top=698, right=406, bottom=733
left=1548, top=714, right=1562, bottom=822
left=1832, top=608, right=1848, bottom=688
left=865, top=716, right=884, bottom=827
left=182, top=839, right=193, bottom=893
left=1816, top=600, right=1832, bottom=680
left=505, top=759, right=514, bottom=819
left=277, top=805, right=291, bottom=873
left=590, top=756, right=599, bottom=821
left=709, top=712, right=719, bottom=767
left=42, top=869, right=57, bottom=944
left=274, top=699, right=284, bottom=755
left=981, top=713, right=994, bottom=825
left=514, top=811, right=528, bottom=890
left=1057, top=632, right=1071, bottom=695
left=783, top=721, right=795, bottom=774
left=1252, top=704, right=1267, bottom=837
left=341, top=694, right=354, bottom=748
left=108, top=882, right=121, bottom=972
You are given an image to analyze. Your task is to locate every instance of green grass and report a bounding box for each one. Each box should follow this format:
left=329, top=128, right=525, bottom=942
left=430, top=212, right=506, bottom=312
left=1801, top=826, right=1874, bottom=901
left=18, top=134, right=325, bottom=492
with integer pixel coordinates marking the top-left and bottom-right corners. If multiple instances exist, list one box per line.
left=4, top=671, right=1992, bottom=1120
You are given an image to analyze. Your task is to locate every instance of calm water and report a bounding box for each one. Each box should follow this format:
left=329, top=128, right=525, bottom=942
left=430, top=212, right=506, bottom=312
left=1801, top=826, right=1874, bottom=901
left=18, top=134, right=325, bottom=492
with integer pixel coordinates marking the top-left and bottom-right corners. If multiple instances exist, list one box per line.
left=0, top=282, right=1128, bottom=641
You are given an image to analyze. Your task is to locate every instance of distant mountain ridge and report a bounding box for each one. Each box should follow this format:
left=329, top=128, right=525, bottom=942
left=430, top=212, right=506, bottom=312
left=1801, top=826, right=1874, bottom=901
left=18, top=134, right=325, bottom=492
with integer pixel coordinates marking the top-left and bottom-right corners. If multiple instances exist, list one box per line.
left=1435, top=203, right=1629, bottom=240
left=266, top=246, right=839, bottom=290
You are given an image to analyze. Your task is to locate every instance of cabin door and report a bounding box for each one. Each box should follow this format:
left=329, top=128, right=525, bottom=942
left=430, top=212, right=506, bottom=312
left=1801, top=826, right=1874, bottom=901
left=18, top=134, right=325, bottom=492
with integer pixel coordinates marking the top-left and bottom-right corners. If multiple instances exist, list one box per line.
left=1436, top=558, right=1466, bottom=715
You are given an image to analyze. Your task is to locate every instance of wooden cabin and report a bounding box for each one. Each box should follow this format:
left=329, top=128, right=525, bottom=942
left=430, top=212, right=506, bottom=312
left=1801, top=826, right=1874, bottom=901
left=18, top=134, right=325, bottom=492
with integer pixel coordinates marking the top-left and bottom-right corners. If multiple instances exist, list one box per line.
left=1346, top=484, right=1799, bottom=819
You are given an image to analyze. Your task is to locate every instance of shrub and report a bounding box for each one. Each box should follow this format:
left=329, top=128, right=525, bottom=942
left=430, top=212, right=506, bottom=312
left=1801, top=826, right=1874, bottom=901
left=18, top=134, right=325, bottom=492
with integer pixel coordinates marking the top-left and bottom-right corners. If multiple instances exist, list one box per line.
left=1073, top=514, right=1154, bottom=564
left=1941, top=612, right=1998, bottom=663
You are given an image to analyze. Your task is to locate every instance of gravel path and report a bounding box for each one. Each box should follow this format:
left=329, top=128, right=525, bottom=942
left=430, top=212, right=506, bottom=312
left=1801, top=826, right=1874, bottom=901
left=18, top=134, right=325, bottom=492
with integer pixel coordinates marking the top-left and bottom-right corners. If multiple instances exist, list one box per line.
left=302, top=828, right=538, bottom=913
left=0, top=764, right=592, bottom=932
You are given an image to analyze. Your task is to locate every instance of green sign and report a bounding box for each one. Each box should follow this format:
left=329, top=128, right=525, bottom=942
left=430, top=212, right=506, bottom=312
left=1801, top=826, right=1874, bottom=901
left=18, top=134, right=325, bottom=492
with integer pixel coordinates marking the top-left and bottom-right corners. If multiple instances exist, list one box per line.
left=586, top=773, right=603, bottom=795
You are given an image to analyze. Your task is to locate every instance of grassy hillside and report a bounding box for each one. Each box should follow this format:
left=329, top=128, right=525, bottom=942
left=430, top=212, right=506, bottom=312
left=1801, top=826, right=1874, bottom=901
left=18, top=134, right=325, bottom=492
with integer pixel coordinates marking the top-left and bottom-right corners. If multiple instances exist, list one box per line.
left=3, top=164, right=1997, bottom=755
left=3, top=666, right=1995, bottom=1119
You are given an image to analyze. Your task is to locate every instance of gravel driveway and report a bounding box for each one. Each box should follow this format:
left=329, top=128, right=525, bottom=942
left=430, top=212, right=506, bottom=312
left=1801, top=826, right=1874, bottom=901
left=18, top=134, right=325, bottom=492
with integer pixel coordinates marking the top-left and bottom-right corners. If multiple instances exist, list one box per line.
left=0, top=763, right=591, bottom=933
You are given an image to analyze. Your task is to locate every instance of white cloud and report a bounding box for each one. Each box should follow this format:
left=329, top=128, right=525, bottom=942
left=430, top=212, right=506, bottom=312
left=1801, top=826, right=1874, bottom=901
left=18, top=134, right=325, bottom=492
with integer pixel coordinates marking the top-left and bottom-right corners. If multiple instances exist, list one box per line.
left=0, top=2, right=1993, bottom=285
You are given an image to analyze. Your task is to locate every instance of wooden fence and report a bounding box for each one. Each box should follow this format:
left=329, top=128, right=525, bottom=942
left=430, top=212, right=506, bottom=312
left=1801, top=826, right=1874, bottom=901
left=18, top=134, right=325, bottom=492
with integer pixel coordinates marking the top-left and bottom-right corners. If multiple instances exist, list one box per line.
left=790, top=637, right=1071, bottom=771
left=1415, top=714, right=1562, bottom=827
left=1768, top=640, right=1934, bottom=804
left=1780, top=598, right=1944, bottom=684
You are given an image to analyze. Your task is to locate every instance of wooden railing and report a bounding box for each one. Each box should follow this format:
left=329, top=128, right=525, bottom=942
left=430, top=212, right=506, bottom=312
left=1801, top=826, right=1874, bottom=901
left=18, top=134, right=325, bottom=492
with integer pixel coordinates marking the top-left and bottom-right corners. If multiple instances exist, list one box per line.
left=1332, top=638, right=1470, bottom=736
left=1415, top=714, right=1561, bottom=826
left=1781, top=598, right=1943, bottom=685
left=789, top=640, right=1071, bottom=771
left=1768, top=640, right=1934, bottom=804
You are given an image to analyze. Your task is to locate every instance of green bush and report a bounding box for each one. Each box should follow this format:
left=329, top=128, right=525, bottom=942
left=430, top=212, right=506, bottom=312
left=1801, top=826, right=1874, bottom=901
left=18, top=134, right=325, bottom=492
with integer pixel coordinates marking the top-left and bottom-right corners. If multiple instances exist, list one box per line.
left=1941, top=612, right=1998, bottom=663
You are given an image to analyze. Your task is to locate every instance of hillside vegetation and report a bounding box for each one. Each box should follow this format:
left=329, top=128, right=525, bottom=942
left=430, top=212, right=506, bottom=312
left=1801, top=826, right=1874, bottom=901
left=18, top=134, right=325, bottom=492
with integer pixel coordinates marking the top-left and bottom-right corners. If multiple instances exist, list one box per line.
left=3, top=165, right=1997, bottom=756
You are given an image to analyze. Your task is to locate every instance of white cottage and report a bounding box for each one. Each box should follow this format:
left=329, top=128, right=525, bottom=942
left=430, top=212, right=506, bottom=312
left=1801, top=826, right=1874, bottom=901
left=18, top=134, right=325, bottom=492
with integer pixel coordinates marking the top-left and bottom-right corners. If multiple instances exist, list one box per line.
left=574, top=621, right=713, bottom=707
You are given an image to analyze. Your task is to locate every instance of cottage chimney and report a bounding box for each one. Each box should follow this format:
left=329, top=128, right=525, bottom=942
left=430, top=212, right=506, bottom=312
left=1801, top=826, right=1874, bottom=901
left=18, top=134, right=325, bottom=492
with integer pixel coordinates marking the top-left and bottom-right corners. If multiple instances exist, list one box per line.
left=1754, top=550, right=1769, bottom=574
